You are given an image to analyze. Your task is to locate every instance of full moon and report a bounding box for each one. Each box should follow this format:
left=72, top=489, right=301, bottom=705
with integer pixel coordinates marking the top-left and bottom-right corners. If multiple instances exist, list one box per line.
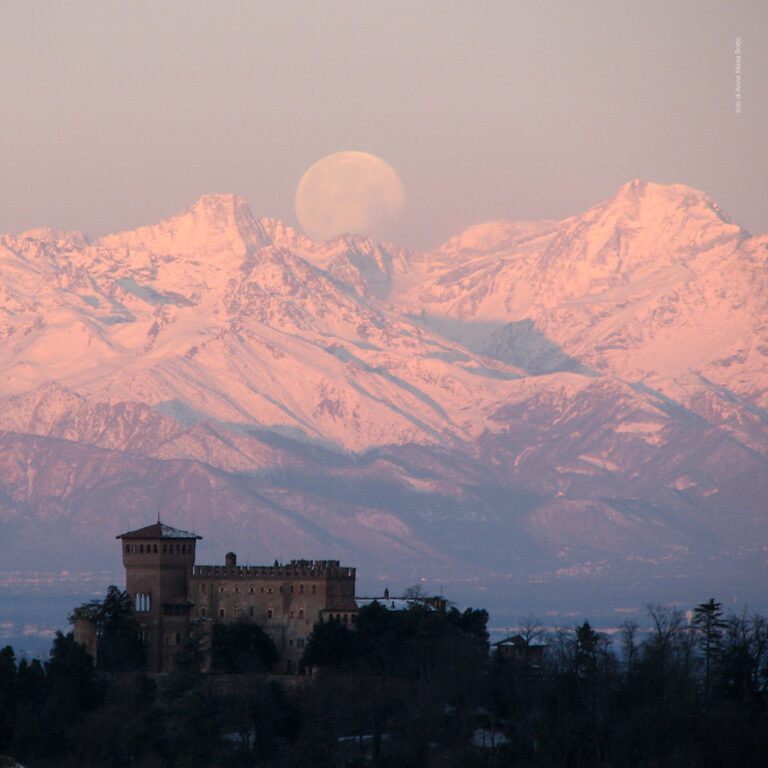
left=295, top=151, right=405, bottom=242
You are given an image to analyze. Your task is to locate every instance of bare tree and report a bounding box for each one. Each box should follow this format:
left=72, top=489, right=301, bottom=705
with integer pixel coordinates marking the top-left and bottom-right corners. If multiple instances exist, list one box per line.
left=518, top=614, right=545, bottom=645
left=403, top=584, right=426, bottom=600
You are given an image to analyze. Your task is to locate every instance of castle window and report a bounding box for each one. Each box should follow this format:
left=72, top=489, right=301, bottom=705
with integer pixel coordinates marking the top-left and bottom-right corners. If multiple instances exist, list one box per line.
left=125, top=544, right=130, bottom=553
left=279, top=585, right=283, bottom=593
left=132, top=544, right=137, bottom=553
left=219, top=609, right=224, bottom=618
left=135, top=592, right=152, bottom=612
left=249, top=586, right=254, bottom=593
left=201, top=583, right=206, bottom=593
left=220, top=586, right=225, bottom=593
left=289, top=639, right=293, bottom=647
left=234, top=586, right=239, bottom=593
left=290, top=585, right=294, bottom=593
left=260, top=586, right=264, bottom=593
left=267, top=609, right=273, bottom=619
left=312, top=585, right=317, bottom=594
left=249, top=606, right=254, bottom=617
left=300, top=584, right=304, bottom=594
left=139, top=544, right=144, bottom=553
left=175, top=633, right=181, bottom=645
left=268, top=587, right=272, bottom=594
left=153, top=544, right=158, bottom=553
left=299, top=609, right=304, bottom=619
left=201, top=608, right=206, bottom=617
left=162, top=544, right=167, bottom=553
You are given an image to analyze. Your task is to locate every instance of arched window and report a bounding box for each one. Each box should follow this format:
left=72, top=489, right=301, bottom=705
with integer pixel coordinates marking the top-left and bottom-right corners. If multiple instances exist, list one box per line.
left=134, top=592, right=152, bottom=612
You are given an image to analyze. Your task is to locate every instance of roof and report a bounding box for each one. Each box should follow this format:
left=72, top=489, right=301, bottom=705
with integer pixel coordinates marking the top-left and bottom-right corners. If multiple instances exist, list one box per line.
left=493, top=634, right=548, bottom=648
left=116, top=522, right=201, bottom=540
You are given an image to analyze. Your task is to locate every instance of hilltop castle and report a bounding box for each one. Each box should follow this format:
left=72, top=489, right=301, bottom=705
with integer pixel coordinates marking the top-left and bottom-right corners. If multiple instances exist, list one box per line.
left=75, top=522, right=358, bottom=673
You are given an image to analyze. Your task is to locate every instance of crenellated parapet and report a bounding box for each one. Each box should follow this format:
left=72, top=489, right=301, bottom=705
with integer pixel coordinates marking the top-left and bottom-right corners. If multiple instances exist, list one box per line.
left=191, top=560, right=355, bottom=580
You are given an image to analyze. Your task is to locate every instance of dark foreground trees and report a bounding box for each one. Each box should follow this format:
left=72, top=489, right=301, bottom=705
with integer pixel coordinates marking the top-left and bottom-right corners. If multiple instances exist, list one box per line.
left=2, top=598, right=768, bottom=767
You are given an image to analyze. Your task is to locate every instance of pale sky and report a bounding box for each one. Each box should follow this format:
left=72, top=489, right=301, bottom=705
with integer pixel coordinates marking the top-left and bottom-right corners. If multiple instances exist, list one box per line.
left=1, top=0, right=766, bottom=250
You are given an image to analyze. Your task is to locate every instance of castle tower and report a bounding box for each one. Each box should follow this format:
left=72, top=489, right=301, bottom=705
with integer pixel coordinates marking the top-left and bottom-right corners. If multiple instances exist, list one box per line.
left=117, top=522, right=201, bottom=673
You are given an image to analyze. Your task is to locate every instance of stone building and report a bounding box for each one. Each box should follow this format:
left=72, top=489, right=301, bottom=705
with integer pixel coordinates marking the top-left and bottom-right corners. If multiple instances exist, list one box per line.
left=492, top=634, right=547, bottom=667
left=85, top=521, right=358, bottom=673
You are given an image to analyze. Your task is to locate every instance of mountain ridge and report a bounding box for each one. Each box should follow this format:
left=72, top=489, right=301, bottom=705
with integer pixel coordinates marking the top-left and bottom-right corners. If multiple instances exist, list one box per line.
left=1, top=181, right=766, bottom=610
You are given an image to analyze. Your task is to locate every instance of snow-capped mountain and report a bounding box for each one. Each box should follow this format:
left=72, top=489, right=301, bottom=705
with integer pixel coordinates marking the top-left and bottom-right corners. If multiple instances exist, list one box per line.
left=1, top=184, right=766, bottom=608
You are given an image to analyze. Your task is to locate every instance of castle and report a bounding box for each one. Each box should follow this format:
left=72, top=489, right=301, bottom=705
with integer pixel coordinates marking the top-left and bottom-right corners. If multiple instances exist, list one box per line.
left=75, top=521, right=358, bottom=673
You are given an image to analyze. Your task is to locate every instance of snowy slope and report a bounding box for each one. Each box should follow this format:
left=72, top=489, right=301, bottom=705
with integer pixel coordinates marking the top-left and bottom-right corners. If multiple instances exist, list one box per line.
left=0, top=183, right=766, bottom=599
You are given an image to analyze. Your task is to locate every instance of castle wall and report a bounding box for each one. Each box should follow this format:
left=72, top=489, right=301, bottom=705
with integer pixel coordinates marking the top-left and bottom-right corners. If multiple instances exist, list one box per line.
left=189, top=559, right=357, bottom=671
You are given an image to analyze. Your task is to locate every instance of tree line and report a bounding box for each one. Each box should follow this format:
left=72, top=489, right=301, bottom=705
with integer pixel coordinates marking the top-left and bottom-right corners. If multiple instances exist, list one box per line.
left=0, top=592, right=766, bottom=766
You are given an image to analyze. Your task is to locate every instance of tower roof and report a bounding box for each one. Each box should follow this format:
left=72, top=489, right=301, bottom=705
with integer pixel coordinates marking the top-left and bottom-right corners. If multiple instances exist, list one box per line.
left=116, top=522, right=202, bottom=540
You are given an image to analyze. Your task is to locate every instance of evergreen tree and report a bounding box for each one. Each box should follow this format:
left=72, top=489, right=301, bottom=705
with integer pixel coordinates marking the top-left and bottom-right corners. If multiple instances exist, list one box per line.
left=693, top=598, right=728, bottom=699
left=96, top=585, right=146, bottom=672
left=0, top=646, right=16, bottom=751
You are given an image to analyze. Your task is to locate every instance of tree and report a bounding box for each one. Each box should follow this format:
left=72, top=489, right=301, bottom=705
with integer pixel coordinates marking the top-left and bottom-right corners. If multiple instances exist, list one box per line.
left=211, top=618, right=279, bottom=673
left=301, top=616, right=356, bottom=670
left=0, top=646, right=16, bottom=751
left=96, top=585, right=146, bottom=672
left=403, top=584, right=426, bottom=599
left=693, top=598, right=728, bottom=699
left=45, top=632, right=104, bottom=711
left=574, top=620, right=604, bottom=677
left=72, top=585, right=145, bottom=672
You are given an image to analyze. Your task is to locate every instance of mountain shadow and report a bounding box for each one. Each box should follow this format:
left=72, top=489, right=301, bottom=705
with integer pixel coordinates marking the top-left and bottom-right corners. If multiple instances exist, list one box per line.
left=479, top=320, right=593, bottom=375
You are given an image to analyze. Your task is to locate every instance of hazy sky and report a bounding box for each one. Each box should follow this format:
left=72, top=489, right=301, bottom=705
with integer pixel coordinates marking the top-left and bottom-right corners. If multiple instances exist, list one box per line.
left=1, top=0, right=766, bottom=249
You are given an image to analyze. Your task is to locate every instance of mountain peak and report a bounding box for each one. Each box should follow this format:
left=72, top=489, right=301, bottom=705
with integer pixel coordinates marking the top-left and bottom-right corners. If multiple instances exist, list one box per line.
left=606, top=180, right=741, bottom=230
left=188, top=193, right=249, bottom=219
left=98, top=194, right=270, bottom=258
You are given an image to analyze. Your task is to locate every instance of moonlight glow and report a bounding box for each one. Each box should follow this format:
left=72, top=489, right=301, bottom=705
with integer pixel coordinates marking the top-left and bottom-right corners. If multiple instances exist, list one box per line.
left=295, top=151, right=405, bottom=242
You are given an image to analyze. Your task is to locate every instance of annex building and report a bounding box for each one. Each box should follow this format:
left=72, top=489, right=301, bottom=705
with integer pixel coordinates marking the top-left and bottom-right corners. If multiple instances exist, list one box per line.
left=76, top=521, right=359, bottom=674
